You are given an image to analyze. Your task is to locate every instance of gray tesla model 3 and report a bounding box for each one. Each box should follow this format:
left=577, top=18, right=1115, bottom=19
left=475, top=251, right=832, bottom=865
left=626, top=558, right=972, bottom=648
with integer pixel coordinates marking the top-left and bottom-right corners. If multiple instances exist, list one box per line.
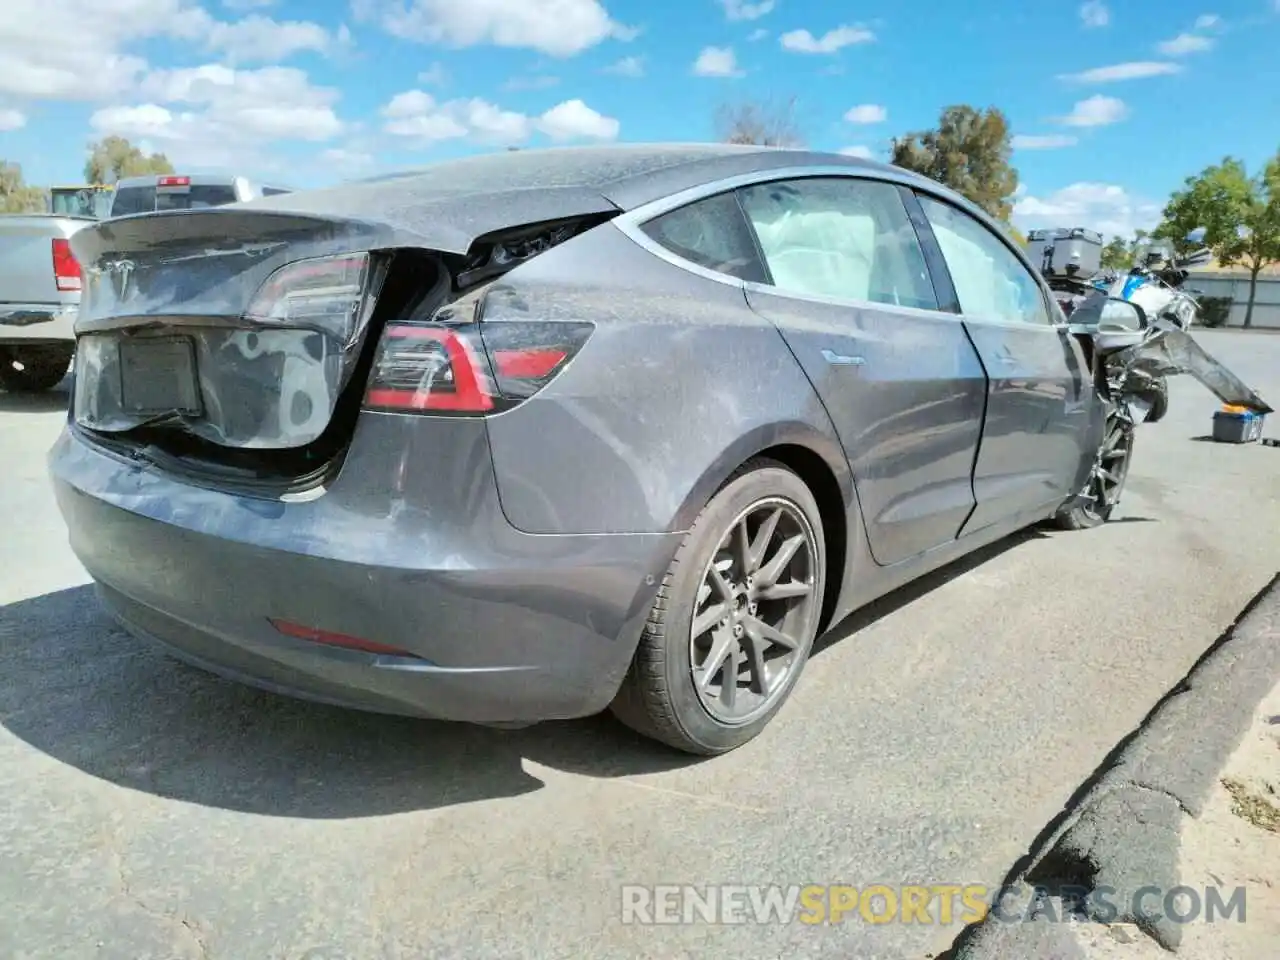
left=49, top=144, right=1121, bottom=755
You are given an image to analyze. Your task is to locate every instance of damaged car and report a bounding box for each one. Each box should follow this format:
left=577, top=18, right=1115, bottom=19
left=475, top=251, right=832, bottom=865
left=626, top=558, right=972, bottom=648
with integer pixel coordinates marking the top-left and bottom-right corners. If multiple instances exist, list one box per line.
left=47, top=144, right=1271, bottom=757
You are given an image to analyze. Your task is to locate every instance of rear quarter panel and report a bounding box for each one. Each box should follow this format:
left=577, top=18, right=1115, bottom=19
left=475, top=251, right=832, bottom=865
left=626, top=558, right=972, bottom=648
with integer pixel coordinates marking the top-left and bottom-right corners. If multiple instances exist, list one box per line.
left=0, top=216, right=88, bottom=306
left=482, top=221, right=853, bottom=535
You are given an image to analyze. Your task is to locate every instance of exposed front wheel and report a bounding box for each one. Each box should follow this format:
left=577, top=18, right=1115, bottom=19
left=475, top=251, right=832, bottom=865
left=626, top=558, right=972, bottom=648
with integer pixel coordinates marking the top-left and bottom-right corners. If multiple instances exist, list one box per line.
left=610, top=459, right=826, bottom=755
left=0, top=344, right=73, bottom=393
left=1053, top=402, right=1135, bottom=530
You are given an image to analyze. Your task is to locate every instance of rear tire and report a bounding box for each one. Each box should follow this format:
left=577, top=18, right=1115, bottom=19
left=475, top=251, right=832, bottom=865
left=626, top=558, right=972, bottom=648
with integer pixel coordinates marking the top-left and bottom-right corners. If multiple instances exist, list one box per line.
left=0, top=344, right=73, bottom=393
left=610, top=459, right=826, bottom=756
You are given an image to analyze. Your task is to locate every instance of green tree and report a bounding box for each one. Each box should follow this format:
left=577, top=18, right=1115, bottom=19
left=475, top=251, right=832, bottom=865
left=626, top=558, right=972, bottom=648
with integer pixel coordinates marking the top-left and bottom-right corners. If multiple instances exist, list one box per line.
left=1158, top=155, right=1280, bottom=328
left=84, top=135, right=174, bottom=185
left=0, top=160, right=47, bottom=213
left=1100, top=235, right=1131, bottom=270
left=715, top=96, right=805, bottom=148
left=890, top=105, right=1019, bottom=221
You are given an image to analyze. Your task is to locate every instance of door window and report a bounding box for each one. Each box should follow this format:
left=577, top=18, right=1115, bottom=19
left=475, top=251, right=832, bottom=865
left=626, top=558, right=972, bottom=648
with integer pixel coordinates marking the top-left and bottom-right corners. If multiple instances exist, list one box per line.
left=737, top=177, right=938, bottom=310
left=916, top=195, right=1051, bottom=325
left=640, top=192, right=768, bottom=283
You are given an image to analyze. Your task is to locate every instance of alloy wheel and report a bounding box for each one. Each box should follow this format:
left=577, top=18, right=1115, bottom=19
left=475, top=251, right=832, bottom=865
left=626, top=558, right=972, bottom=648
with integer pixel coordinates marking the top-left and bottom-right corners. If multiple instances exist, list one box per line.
left=688, top=496, right=819, bottom=725
left=1080, top=403, right=1134, bottom=521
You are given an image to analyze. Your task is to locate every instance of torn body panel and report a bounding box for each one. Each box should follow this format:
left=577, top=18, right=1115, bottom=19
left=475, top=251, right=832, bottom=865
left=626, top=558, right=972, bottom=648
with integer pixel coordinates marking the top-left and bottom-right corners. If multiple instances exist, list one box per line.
left=1111, top=322, right=1273, bottom=415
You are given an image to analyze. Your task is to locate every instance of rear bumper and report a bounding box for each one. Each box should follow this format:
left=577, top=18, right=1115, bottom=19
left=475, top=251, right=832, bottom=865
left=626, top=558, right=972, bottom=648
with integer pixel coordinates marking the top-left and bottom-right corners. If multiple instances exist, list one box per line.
left=0, top=303, right=78, bottom=343
left=47, top=414, right=680, bottom=723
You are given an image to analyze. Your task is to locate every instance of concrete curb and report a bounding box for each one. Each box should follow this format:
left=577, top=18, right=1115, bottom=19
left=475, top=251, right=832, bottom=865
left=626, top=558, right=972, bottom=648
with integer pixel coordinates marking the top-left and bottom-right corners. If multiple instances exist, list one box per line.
left=947, top=571, right=1280, bottom=959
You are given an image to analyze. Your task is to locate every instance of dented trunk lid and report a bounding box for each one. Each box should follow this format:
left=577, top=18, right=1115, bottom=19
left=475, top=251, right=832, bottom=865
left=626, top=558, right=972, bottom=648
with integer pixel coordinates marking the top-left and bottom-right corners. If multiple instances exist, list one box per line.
left=69, top=209, right=403, bottom=452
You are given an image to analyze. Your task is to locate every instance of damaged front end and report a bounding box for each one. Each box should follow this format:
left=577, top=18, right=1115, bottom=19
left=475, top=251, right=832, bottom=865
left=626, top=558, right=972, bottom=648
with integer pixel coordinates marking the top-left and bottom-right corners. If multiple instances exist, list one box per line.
left=1108, top=319, right=1273, bottom=416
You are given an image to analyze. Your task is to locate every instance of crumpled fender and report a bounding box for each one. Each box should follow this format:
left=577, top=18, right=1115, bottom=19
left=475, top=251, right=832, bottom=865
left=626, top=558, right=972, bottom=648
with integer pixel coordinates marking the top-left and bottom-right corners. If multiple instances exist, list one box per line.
left=1112, top=320, right=1273, bottom=414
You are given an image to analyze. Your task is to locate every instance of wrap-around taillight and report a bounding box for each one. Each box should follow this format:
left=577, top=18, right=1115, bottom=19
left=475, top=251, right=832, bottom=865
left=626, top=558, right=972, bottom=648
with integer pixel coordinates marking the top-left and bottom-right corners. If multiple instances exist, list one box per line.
left=363, top=306, right=593, bottom=415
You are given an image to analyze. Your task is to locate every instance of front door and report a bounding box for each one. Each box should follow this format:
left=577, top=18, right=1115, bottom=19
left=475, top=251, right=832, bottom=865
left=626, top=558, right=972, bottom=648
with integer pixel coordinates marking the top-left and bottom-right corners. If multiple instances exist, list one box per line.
left=737, top=176, right=989, bottom=566
left=912, top=193, right=1096, bottom=533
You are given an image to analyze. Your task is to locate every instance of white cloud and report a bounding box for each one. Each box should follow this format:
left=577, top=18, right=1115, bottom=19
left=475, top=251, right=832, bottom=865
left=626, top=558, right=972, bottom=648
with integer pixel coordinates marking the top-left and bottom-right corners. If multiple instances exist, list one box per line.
left=0, top=108, right=27, bottom=130
left=1079, top=1, right=1109, bottom=27
left=538, top=99, right=619, bottom=140
left=205, top=14, right=345, bottom=62
left=844, top=103, right=886, bottom=124
left=1014, top=182, right=1162, bottom=241
left=92, top=64, right=344, bottom=168
left=503, top=75, right=560, bottom=91
left=321, top=145, right=376, bottom=177
left=693, top=46, right=744, bottom=77
left=417, top=62, right=449, bottom=85
left=1056, top=94, right=1128, bottom=127
left=381, top=89, right=618, bottom=146
left=1158, top=32, right=1214, bottom=55
left=0, top=0, right=341, bottom=104
left=779, top=25, right=875, bottom=54
left=1194, top=14, right=1220, bottom=29
left=839, top=145, right=874, bottom=159
left=1059, top=61, right=1182, bottom=82
left=603, top=56, right=645, bottom=77
left=1012, top=134, right=1079, bottom=150
left=719, top=0, right=774, bottom=21
left=748, top=28, right=768, bottom=41
left=354, top=0, right=633, bottom=58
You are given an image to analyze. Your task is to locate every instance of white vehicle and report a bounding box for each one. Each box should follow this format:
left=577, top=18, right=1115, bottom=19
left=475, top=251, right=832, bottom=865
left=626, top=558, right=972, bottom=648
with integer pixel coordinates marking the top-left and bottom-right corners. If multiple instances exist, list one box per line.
left=0, top=175, right=293, bottom=393
left=107, top=173, right=292, bottom=217
left=0, top=213, right=92, bottom=392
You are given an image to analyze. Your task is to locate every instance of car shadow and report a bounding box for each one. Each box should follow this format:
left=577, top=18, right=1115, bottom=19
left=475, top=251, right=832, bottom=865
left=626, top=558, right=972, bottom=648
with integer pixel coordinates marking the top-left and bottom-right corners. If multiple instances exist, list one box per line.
left=812, top=527, right=1048, bottom=656
left=0, top=381, right=70, bottom=414
left=2, top=526, right=1053, bottom=821
left=0, top=585, right=693, bottom=821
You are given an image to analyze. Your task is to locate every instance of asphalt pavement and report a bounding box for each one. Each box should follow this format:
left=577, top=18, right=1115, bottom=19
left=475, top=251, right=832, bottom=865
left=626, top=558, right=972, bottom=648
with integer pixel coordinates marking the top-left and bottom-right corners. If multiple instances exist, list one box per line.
left=2, top=331, right=1278, bottom=960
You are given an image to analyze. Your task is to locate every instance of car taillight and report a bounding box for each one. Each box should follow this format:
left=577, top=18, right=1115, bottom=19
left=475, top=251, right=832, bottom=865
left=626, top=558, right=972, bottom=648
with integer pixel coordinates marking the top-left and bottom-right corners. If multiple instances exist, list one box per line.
left=363, top=312, right=593, bottom=415
left=156, top=175, right=191, bottom=187
left=52, top=238, right=81, bottom=292
left=245, top=252, right=377, bottom=344
left=365, top=324, right=497, bottom=413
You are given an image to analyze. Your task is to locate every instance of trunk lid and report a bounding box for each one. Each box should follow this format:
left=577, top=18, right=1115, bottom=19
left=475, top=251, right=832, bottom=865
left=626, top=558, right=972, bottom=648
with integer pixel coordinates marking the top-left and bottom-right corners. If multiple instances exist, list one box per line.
left=70, top=209, right=396, bottom=455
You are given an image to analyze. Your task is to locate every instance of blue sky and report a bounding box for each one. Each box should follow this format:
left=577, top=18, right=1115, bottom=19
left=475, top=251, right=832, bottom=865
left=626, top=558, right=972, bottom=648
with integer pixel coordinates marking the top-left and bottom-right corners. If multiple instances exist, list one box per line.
left=1, top=0, right=1277, bottom=239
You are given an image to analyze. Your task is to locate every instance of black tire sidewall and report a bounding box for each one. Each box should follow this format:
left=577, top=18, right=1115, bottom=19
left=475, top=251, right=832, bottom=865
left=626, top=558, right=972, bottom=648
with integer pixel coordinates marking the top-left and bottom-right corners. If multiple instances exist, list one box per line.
left=658, top=464, right=826, bottom=753
left=0, top=344, right=73, bottom=393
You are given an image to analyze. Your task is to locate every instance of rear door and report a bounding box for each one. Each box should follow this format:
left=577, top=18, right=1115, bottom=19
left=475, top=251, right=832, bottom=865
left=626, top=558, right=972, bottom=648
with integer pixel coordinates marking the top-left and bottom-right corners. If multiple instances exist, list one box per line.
left=737, top=175, right=989, bottom=566
left=912, top=192, right=1096, bottom=532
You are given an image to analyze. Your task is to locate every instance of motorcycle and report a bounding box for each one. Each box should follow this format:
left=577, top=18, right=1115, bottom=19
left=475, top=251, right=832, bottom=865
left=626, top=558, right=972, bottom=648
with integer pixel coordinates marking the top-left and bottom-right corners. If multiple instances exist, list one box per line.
left=1104, top=237, right=1214, bottom=332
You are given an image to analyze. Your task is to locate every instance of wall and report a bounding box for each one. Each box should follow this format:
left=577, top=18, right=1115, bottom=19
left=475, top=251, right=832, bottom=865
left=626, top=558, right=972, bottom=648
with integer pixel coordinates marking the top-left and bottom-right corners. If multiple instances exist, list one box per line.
left=1185, top=271, right=1280, bottom=329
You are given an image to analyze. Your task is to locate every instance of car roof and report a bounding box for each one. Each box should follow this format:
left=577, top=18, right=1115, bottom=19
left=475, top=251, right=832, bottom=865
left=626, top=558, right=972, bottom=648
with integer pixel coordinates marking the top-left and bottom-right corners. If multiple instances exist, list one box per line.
left=236, top=143, right=937, bottom=256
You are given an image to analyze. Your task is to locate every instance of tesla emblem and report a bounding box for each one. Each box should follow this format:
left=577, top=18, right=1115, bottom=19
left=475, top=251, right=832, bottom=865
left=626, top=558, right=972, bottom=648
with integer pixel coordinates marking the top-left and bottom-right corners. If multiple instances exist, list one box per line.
left=101, top=259, right=137, bottom=301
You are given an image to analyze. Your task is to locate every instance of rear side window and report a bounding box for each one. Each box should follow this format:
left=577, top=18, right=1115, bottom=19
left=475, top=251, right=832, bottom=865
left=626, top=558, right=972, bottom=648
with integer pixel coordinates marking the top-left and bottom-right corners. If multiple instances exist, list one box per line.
left=261, top=187, right=291, bottom=196
left=640, top=192, right=768, bottom=283
left=156, top=185, right=239, bottom=210
left=109, top=186, right=156, bottom=217
left=737, top=177, right=938, bottom=310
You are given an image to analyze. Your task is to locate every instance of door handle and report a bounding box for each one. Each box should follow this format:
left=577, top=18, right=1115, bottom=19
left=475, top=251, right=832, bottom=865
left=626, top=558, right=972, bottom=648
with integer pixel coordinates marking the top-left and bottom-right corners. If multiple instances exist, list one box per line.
left=821, top=349, right=865, bottom=366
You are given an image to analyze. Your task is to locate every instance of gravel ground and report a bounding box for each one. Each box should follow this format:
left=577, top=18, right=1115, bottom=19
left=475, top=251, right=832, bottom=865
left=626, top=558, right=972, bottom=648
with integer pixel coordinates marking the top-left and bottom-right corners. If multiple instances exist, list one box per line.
left=1, top=331, right=1278, bottom=960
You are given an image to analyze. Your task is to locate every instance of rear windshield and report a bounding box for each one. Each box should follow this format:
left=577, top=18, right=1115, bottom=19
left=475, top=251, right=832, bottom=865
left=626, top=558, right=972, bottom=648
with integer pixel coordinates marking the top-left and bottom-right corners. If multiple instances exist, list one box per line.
left=157, top=185, right=239, bottom=210
left=110, top=183, right=241, bottom=216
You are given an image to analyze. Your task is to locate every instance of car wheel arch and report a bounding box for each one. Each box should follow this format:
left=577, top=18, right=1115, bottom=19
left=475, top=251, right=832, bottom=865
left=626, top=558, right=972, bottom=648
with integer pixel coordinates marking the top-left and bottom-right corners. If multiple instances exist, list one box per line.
left=671, top=424, right=854, bottom=634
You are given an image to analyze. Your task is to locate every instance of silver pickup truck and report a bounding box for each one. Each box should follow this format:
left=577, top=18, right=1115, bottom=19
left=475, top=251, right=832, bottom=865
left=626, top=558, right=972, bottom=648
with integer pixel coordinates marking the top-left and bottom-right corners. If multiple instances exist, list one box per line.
left=0, top=174, right=293, bottom=393
left=0, top=214, right=92, bottom=392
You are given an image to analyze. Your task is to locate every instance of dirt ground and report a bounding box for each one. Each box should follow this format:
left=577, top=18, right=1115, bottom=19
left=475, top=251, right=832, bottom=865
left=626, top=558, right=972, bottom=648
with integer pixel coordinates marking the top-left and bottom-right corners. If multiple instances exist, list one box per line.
left=1069, top=680, right=1280, bottom=958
